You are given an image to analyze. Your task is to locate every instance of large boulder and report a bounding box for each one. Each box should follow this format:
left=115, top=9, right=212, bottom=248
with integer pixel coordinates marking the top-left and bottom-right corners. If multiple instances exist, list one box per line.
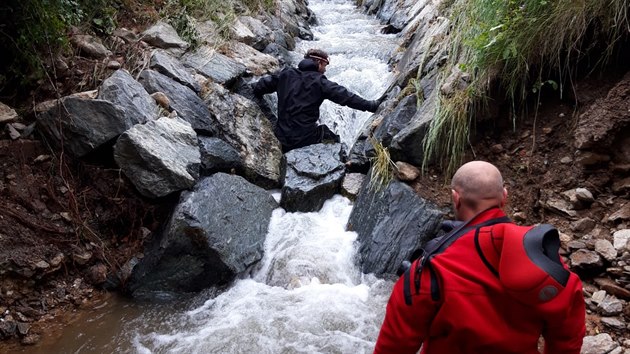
left=113, top=117, right=200, bottom=198
left=373, top=94, right=417, bottom=146
left=198, top=136, right=244, bottom=175
left=35, top=94, right=131, bottom=157
left=183, top=46, right=247, bottom=85
left=149, top=50, right=201, bottom=93
left=98, top=69, right=159, bottom=124
left=138, top=69, right=216, bottom=135
left=141, top=21, right=189, bottom=51
left=281, top=143, right=346, bottom=212
left=127, top=173, right=278, bottom=299
left=205, top=82, right=283, bottom=188
left=348, top=173, right=443, bottom=276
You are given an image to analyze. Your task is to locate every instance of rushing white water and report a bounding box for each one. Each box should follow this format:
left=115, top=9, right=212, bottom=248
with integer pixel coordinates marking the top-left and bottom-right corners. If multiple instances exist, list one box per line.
left=24, top=1, right=400, bottom=353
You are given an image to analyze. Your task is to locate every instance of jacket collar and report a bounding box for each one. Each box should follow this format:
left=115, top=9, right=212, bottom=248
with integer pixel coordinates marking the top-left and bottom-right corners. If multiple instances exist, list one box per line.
left=297, top=58, right=319, bottom=72
left=466, top=207, right=507, bottom=226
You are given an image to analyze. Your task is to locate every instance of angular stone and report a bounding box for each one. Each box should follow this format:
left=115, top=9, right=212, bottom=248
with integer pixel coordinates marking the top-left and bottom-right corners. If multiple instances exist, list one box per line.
left=204, top=81, right=282, bottom=188
left=595, top=278, right=630, bottom=300
left=0, top=102, right=18, bottom=123
left=569, top=249, right=603, bottom=268
left=542, top=197, right=577, bottom=217
left=98, top=69, right=159, bottom=125
left=141, top=21, right=189, bottom=50
left=114, top=117, right=200, bottom=198
left=613, top=229, right=630, bottom=250
left=598, top=294, right=623, bottom=316
left=35, top=95, right=129, bottom=157
left=581, top=333, right=618, bottom=354
left=570, top=217, right=596, bottom=233
left=349, top=174, right=443, bottom=276
left=70, top=34, right=112, bottom=59
left=609, top=204, right=630, bottom=223
left=595, top=239, right=618, bottom=262
left=601, top=317, right=626, bottom=330
left=341, top=173, right=365, bottom=201
left=281, top=143, right=346, bottom=213
left=127, top=173, right=278, bottom=298
left=395, top=161, right=420, bottom=181
left=183, top=46, right=246, bottom=85
left=138, top=69, right=216, bottom=135
left=149, top=50, right=201, bottom=93
left=198, top=136, right=243, bottom=175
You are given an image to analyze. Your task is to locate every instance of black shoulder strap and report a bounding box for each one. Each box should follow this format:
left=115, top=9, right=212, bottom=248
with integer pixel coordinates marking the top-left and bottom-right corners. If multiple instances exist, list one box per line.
left=403, top=213, right=511, bottom=305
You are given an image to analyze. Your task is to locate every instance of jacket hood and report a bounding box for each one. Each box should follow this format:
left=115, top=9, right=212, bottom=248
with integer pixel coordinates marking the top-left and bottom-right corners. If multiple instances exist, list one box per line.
left=489, top=223, right=571, bottom=305
left=298, top=58, right=319, bottom=72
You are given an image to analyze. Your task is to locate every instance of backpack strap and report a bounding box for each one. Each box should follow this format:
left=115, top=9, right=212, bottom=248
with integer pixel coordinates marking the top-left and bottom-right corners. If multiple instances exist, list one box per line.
left=402, top=213, right=511, bottom=305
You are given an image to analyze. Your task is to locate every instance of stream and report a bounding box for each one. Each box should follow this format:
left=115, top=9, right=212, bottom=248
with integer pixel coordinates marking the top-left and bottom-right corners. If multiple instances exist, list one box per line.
left=26, top=0, right=400, bottom=352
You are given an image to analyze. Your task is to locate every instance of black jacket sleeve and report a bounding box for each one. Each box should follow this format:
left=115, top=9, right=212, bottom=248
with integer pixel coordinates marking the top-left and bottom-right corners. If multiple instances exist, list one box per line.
left=252, top=73, right=280, bottom=98
left=320, top=77, right=380, bottom=112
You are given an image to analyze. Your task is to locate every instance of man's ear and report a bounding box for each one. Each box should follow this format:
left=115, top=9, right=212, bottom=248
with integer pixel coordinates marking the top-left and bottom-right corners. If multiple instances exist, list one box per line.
left=452, top=189, right=461, bottom=209
left=501, top=187, right=508, bottom=207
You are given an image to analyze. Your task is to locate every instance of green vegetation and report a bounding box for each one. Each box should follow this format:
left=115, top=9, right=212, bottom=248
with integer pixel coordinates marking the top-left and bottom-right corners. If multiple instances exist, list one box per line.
left=422, top=0, right=630, bottom=176
left=0, top=0, right=119, bottom=95
left=0, top=0, right=276, bottom=99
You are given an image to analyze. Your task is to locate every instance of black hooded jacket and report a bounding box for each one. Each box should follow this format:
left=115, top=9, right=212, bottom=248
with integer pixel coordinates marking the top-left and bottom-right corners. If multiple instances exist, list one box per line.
left=253, top=58, right=379, bottom=148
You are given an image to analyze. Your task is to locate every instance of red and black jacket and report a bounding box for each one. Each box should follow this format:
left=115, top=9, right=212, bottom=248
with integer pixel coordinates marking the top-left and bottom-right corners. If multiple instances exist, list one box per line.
left=374, top=208, right=586, bottom=354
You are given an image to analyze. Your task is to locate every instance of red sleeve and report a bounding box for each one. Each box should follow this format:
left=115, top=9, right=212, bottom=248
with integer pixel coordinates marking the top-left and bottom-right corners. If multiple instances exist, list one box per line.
left=542, top=273, right=586, bottom=354
left=374, top=261, right=440, bottom=354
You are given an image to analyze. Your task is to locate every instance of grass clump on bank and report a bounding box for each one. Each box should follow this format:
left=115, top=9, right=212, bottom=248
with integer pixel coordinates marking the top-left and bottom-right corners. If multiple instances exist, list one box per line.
left=422, top=0, right=629, bottom=176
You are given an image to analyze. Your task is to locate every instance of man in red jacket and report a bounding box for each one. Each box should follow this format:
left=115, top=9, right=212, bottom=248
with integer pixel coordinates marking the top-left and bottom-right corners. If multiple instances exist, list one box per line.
left=374, top=160, right=586, bottom=354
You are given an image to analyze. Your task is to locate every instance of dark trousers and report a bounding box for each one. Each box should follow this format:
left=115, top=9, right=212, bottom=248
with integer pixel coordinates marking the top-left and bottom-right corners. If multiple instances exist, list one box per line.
left=279, top=125, right=340, bottom=153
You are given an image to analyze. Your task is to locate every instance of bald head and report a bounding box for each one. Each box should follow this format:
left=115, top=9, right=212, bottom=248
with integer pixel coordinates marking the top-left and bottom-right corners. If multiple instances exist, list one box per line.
left=451, top=161, right=507, bottom=220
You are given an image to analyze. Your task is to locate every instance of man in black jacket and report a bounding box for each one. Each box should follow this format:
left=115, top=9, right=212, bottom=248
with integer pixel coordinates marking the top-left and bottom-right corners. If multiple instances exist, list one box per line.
left=253, top=49, right=383, bottom=152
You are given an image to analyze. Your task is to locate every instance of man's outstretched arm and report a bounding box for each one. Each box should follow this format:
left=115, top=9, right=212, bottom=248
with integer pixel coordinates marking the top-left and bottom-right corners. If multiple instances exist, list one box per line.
left=321, top=77, right=381, bottom=112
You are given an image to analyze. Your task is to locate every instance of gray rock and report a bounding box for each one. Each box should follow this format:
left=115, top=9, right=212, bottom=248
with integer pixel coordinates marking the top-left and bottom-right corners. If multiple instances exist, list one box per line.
left=571, top=218, right=596, bottom=233
left=70, top=34, right=112, bottom=59
left=35, top=96, right=129, bottom=157
left=141, top=21, right=189, bottom=50
left=127, top=173, right=278, bottom=298
left=395, top=161, right=420, bottom=181
left=281, top=143, right=346, bottom=212
left=114, top=117, right=200, bottom=198
left=224, top=42, right=279, bottom=76
left=98, top=69, right=159, bottom=124
left=183, top=46, right=246, bottom=85
left=613, top=229, right=630, bottom=250
left=341, top=173, right=365, bottom=200
left=581, top=333, right=618, bottom=354
left=612, top=177, right=630, bottom=194
left=570, top=249, right=603, bottom=268
left=389, top=89, right=438, bottom=165
left=0, top=102, right=18, bottom=123
left=138, top=69, right=216, bottom=135
left=601, top=317, right=626, bottom=330
left=542, top=197, right=578, bottom=217
left=6, top=124, right=20, bottom=140
left=204, top=82, right=282, bottom=188
left=348, top=173, right=443, bottom=276
left=198, top=136, right=243, bottom=175
left=113, top=28, right=138, bottom=43
left=149, top=50, right=201, bottom=93
left=609, top=204, right=630, bottom=223
left=595, top=239, right=618, bottom=262
left=598, top=294, right=623, bottom=316
left=374, top=94, right=417, bottom=147
left=236, top=16, right=272, bottom=51
left=575, top=188, right=595, bottom=203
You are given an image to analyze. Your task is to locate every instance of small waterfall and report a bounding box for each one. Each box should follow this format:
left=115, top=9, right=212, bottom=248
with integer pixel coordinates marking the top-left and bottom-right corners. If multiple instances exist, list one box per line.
left=27, top=1, right=400, bottom=353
